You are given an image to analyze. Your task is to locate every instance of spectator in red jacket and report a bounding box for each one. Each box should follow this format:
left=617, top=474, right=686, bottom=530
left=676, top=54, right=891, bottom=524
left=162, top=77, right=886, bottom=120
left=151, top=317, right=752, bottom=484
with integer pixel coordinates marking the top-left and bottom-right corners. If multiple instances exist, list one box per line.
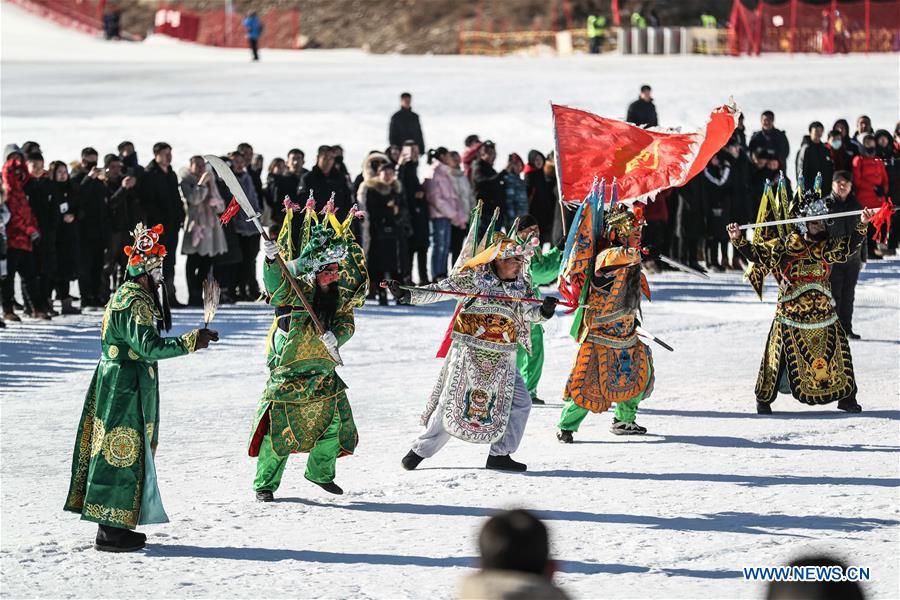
left=2, top=153, right=49, bottom=321
left=852, top=134, right=890, bottom=259
left=461, top=134, right=481, bottom=179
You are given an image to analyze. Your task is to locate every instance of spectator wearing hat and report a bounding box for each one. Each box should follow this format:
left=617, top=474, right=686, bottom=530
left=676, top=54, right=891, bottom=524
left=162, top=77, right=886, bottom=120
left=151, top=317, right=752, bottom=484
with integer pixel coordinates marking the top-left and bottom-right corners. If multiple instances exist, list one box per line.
left=749, top=110, right=790, bottom=171
left=796, top=121, right=835, bottom=192
left=365, top=161, right=407, bottom=305
left=388, top=92, right=425, bottom=154
left=458, top=509, right=569, bottom=600
left=626, top=85, right=658, bottom=127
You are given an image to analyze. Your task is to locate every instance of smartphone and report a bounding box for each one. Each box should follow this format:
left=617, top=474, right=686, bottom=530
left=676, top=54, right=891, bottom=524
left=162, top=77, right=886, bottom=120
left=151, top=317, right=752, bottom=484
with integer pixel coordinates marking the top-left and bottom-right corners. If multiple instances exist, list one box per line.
left=401, top=146, right=413, bottom=161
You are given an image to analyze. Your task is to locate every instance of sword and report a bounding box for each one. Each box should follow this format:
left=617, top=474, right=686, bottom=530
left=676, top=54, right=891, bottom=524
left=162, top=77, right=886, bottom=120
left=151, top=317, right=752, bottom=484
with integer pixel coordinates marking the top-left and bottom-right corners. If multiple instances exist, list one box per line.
left=636, top=326, right=674, bottom=352
left=204, top=154, right=343, bottom=366
left=737, top=206, right=897, bottom=230
left=657, top=254, right=710, bottom=279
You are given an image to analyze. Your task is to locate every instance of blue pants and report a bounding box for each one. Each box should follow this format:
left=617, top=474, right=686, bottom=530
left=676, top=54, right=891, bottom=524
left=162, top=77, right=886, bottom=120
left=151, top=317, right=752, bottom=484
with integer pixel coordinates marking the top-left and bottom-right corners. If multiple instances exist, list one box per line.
left=430, top=218, right=451, bottom=280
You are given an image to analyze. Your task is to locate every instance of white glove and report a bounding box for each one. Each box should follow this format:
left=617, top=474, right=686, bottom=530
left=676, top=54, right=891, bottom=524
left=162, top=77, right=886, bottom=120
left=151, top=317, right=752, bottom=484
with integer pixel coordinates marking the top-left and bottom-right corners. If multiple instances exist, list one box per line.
left=263, top=239, right=279, bottom=260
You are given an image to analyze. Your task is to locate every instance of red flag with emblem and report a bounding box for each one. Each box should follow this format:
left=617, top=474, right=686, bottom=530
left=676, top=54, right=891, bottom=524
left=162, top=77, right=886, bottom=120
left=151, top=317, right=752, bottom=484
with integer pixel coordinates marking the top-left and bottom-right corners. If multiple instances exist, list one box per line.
left=551, top=102, right=739, bottom=204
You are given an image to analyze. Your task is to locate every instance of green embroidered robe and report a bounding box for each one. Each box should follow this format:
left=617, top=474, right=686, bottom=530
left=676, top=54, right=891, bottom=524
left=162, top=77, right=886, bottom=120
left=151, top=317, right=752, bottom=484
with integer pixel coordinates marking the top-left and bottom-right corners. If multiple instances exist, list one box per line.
left=247, top=258, right=359, bottom=459
left=64, top=281, right=198, bottom=529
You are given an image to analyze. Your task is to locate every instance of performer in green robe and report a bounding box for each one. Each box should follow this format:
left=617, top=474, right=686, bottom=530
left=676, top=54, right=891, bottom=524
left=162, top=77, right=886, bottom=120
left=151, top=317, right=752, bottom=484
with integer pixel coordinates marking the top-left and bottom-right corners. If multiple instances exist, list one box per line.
left=248, top=198, right=368, bottom=501
left=64, top=223, right=218, bottom=552
left=514, top=215, right=563, bottom=404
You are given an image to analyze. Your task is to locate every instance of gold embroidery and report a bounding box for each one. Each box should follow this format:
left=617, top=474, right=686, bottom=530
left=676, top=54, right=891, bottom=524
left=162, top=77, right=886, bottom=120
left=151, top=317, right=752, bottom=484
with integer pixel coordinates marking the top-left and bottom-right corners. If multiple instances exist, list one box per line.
left=131, top=299, right=156, bottom=327
left=108, top=345, right=119, bottom=359
left=101, top=427, right=141, bottom=468
left=83, top=503, right=138, bottom=529
left=90, top=418, right=105, bottom=458
left=181, top=330, right=199, bottom=353
left=128, top=348, right=140, bottom=360
left=146, top=422, right=155, bottom=441
left=148, top=366, right=155, bottom=379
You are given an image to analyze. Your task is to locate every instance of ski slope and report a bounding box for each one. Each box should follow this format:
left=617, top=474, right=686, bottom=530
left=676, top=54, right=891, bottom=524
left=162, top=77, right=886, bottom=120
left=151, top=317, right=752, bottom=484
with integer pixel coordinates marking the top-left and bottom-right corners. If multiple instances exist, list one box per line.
left=2, top=4, right=900, bottom=598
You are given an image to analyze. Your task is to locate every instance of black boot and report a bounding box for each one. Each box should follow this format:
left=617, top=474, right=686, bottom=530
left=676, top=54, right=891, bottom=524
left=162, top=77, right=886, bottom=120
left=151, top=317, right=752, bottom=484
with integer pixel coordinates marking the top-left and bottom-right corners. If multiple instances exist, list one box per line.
left=255, top=490, right=274, bottom=502
left=95, top=524, right=146, bottom=552
left=305, top=476, right=344, bottom=495
left=401, top=449, right=424, bottom=471
left=837, top=398, right=862, bottom=413
left=557, top=430, right=574, bottom=444
left=378, top=288, right=388, bottom=306
left=756, top=401, right=773, bottom=415
left=531, top=395, right=545, bottom=405
left=486, top=454, right=527, bottom=472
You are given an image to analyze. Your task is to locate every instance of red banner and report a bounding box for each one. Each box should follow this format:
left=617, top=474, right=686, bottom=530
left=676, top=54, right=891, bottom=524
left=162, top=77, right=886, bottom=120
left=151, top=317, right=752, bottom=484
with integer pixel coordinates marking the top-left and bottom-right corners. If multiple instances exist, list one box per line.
left=552, top=103, right=739, bottom=204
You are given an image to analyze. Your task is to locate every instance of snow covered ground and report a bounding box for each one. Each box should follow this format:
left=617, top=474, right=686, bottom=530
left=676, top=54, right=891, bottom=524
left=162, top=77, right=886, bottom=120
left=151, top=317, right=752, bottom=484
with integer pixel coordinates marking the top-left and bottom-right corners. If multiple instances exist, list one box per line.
left=2, top=3, right=900, bottom=599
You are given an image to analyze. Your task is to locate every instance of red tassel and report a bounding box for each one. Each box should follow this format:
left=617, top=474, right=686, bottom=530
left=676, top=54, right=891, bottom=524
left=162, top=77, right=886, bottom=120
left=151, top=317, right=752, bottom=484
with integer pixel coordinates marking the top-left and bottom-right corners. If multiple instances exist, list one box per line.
left=219, top=197, right=241, bottom=225
left=870, top=200, right=893, bottom=244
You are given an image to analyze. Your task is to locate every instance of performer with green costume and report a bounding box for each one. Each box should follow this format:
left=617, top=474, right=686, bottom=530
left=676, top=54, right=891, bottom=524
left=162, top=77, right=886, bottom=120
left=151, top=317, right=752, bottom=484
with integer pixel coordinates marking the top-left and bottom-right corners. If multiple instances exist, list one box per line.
left=514, top=215, right=562, bottom=404
left=64, top=223, right=218, bottom=552
left=249, top=197, right=368, bottom=501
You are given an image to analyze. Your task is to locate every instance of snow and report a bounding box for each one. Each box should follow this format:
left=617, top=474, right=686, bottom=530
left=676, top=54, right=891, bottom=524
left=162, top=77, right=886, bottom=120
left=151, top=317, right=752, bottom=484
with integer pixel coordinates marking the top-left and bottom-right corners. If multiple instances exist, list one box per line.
left=2, top=3, right=900, bottom=598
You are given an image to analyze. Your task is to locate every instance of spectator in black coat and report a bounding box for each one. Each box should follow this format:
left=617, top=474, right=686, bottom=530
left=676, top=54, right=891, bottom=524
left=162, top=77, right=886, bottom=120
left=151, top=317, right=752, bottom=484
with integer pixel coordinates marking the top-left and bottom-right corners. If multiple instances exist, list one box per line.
left=103, top=154, right=139, bottom=290
left=749, top=110, right=790, bottom=171
left=826, top=171, right=864, bottom=338
left=524, top=150, right=556, bottom=244
left=365, top=162, right=408, bottom=304
left=388, top=92, right=425, bottom=154
left=626, top=85, right=658, bottom=127
left=267, top=148, right=307, bottom=231
left=701, top=152, right=734, bottom=271
left=674, top=175, right=706, bottom=270
left=238, top=142, right=264, bottom=206
left=471, top=140, right=504, bottom=237
left=71, top=147, right=110, bottom=308
left=723, top=138, right=752, bottom=268
left=749, top=148, right=779, bottom=219
left=47, top=160, right=80, bottom=314
left=24, top=151, right=57, bottom=314
left=118, top=140, right=144, bottom=178
left=795, top=121, right=835, bottom=192
left=398, top=141, right=429, bottom=284
left=136, top=142, right=184, bottom=306
left=298, top=145, right=353, bottom=220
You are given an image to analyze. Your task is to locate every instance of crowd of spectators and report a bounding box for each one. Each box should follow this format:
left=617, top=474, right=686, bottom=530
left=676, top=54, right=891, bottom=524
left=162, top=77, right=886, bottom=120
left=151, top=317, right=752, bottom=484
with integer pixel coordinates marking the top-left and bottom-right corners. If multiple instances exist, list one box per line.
left=1, top=90, right=897, bottom=328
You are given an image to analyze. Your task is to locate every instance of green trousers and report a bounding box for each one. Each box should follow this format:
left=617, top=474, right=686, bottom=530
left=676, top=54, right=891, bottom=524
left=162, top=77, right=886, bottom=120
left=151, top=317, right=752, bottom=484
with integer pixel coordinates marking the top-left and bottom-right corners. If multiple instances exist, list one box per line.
left=516, top=325, right=544, bottom=397
left=557, top=387, right=647, bottom=431
left=253, top=409, right=342, bottom=491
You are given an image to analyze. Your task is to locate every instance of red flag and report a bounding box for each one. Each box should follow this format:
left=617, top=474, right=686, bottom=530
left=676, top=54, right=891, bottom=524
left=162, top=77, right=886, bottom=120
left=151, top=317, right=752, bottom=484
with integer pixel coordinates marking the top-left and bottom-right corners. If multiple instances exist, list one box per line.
left=219, top=197, right=241, bottom=225
left=552, top=102, right=739, bottom=204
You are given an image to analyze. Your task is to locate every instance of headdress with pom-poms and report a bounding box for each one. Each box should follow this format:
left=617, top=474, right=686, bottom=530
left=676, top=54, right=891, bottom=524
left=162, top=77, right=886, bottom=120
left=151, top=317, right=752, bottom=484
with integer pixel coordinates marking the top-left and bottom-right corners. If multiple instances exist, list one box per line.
left=124, top=223, right=167, bottom=277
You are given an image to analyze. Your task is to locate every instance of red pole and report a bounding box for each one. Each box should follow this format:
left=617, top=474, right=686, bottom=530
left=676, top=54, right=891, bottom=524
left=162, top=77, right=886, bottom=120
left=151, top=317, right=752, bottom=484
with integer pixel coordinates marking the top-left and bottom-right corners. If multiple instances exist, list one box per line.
left=563, top=0, right=573, bottom=31
left=754, top=0, right=763, bottom=55
left=864, top=0, right=870, bottom=52
left=611, top=0, right=620, bottom=27
left=550, top=0, right=558, bottom=33
left=789, top=0, right=798, bottom=54
left=828, top=0, right=836, bottom=54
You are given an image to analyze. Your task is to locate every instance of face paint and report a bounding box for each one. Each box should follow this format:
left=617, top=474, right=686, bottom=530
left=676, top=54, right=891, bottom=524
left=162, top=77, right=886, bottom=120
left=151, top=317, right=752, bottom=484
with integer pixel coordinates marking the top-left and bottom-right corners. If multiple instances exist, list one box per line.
left=150, top=268, right=164, bottom=285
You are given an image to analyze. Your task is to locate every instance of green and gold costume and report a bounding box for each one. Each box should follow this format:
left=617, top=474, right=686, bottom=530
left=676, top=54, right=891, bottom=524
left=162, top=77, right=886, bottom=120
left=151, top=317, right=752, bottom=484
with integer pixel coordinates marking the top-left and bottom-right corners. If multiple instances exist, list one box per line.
left=733, top=221, right=866, bottom=405
left=249, top=202, right=367, bottom=490
left=64, top=281, right=198, bottom=529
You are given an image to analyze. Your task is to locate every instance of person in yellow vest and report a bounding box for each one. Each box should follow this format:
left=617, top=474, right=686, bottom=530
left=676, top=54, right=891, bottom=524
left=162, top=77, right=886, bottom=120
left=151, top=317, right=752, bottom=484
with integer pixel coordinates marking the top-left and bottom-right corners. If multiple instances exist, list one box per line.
left=586, top=14, right=607, bottom=54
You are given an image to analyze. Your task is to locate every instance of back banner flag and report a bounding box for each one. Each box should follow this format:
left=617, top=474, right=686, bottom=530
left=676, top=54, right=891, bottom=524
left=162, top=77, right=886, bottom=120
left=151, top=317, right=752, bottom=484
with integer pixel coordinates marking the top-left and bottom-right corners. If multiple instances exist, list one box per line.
left=551, top=102, right=739, bottom=205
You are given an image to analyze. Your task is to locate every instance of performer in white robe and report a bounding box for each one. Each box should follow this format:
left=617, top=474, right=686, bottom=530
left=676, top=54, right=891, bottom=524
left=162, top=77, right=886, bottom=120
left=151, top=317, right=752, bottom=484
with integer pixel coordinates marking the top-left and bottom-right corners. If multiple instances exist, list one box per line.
left=388, top=229, right=558, bottom=472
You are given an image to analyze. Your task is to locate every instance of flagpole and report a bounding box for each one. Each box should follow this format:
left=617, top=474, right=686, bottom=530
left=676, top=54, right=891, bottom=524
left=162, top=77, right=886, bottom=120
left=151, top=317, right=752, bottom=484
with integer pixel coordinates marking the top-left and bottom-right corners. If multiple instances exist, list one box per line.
left=550, top=101, right=569, bottom=238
